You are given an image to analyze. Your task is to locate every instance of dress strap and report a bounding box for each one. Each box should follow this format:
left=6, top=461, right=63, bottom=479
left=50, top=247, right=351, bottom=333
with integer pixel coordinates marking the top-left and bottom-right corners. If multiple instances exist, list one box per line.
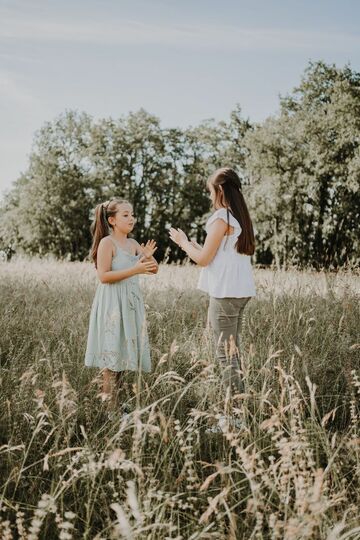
left=108, top=235, right=117, bottom=253
left=108, top=234, right=138, bottom=257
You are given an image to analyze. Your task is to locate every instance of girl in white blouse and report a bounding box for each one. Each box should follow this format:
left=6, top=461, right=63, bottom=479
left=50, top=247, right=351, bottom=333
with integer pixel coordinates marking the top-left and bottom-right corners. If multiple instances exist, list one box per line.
left=169, top=167, right=256, bottom=431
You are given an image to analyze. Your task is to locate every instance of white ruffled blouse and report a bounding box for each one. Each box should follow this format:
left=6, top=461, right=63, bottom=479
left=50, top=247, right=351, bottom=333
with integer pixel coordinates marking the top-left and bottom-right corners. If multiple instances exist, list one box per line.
left=197, top=208, right=256, bottom=298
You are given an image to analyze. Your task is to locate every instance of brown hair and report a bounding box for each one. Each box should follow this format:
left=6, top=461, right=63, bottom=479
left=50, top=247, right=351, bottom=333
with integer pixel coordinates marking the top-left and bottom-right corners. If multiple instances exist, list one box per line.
left=90, top=198, right=131, bottom=268
left=207, top=167, right=255, bottom=255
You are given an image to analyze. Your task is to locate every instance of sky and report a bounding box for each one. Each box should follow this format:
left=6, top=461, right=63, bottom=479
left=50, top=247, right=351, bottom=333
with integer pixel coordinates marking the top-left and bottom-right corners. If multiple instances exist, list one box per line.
left=1, top=0, right=359, bottom=198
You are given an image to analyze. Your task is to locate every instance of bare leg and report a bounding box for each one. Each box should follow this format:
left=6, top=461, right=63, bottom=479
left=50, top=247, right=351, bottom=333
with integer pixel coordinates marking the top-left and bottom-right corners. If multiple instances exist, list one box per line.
left=102, top=368, right=119, bottom=410
left=114, top=372, right=124, bottom=405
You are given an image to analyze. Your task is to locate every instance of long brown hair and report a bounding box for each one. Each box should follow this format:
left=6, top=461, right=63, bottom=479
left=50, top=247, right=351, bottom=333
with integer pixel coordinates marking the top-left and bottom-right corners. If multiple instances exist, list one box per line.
left=90, top=198, right=131, bottom=268
left=207, top=167, right=255, bottom=255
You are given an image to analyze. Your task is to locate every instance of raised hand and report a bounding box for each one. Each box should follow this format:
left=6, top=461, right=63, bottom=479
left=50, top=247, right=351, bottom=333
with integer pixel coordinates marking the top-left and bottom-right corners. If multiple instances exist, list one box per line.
left=169, top=227, right=188, bottom=247
left=140, top=239, right=157, bottom=259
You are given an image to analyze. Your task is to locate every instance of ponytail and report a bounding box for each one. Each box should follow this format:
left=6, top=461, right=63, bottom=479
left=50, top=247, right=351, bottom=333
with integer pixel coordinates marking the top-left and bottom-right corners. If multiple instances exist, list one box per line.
left=232, top=189, right=255, bottom=256
left=208, top=167, right=255, bottom=256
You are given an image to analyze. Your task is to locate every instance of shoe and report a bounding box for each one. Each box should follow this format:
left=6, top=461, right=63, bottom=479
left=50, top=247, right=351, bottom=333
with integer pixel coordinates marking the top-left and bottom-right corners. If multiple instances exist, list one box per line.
left=120, top=403, right=133, bottom=415
left=205, top=415, right=245, bottom=434
left=205, top=415, right=228, bottom=434
left=231, top=417, right=244, bottom=430
left=107, top=411, right=132, bottom=422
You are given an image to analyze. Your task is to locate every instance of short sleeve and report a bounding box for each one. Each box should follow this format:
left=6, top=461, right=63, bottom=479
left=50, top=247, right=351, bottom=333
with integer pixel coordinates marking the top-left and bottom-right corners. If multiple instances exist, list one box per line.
left=206, top=208, right=241, bottom=233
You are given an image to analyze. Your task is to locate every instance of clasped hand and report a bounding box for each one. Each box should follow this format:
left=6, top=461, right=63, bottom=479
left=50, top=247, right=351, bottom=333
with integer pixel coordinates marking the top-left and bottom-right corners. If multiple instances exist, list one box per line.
left=135, top=257, right=157, bottom=274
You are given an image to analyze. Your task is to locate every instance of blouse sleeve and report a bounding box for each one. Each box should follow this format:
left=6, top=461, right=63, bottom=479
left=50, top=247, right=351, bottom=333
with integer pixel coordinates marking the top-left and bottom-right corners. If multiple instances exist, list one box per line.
left=206, top=208, right=242, bottom=232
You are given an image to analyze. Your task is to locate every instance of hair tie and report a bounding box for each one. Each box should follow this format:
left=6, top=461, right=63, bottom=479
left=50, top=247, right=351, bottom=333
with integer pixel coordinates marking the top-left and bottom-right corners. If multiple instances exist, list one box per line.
left=102, top=204, right=108, bottom=223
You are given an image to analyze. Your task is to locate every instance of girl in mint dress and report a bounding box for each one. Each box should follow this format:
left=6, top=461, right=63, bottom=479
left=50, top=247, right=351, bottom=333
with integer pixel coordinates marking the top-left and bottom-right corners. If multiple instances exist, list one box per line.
left=84, top=198, right=158, bottom=409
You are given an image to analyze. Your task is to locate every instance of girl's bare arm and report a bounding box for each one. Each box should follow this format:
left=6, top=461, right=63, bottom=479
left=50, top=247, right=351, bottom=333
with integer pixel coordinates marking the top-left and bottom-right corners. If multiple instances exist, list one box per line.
left=169, top=220, right=228, bottom=267
left=131, top=239, right=159, bottom=274
left=97, top=238, right=157, bottom=283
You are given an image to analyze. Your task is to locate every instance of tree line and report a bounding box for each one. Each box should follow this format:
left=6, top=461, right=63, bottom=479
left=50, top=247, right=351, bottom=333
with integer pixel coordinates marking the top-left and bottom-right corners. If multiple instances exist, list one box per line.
left=1, top=61, right=359, bottom=268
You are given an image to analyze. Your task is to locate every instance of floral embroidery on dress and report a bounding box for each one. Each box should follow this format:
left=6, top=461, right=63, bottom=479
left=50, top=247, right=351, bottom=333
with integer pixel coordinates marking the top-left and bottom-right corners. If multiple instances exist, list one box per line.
left=104, top=308, right=121, bottom=336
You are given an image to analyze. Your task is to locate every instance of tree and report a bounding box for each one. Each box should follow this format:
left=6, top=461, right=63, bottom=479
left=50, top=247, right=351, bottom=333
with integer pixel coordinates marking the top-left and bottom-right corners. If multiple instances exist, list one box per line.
left=2, top=63, right=358, bottom=268
left=0, top=110, right=95, bottom=259
left=245, top=61, right=360, bottom=268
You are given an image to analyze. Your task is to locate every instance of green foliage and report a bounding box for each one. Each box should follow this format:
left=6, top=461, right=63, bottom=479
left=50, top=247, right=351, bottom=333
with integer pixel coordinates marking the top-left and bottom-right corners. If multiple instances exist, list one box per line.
left=0, top=108, right=241, bottom=261
left=245, top=61, right=360, bottom=268
left=0, top=111, right=95, bottom=259
left=0, top=61, right=359, bottom=267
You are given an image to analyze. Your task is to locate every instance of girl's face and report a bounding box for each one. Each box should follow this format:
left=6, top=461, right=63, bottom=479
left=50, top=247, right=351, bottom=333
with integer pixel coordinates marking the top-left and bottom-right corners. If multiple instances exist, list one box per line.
left=208, top=183, right=222, bottom=209
left=109, top=203, right=135, bottom=234
left=208, top=183, right=216, bottom=206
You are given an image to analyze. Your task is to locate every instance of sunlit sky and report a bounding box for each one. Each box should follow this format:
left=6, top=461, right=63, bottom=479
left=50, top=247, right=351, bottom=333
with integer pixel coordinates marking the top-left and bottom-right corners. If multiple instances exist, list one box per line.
left=1, top=0, right=359, bottom=199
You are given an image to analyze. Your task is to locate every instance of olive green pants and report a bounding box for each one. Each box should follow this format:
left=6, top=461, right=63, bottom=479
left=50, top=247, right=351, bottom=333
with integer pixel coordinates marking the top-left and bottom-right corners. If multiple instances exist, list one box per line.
left=208, top=296, right=251, bottom=396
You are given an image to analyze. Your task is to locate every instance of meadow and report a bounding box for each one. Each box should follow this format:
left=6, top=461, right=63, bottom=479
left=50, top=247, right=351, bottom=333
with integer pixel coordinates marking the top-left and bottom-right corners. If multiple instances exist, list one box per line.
left=0, top=258, right=359, bottom=539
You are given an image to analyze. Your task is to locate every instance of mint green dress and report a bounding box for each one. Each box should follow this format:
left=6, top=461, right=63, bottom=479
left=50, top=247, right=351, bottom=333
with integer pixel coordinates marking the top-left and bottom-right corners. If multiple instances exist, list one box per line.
left=84, top=237, right=151, bottom=373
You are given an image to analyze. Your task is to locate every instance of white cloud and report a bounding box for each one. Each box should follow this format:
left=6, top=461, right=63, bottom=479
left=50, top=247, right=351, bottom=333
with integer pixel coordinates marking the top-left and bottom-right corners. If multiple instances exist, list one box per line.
left=0, top=138, right=31, bottom=195
left=0, top=14, right=359, bottom=53
left=0, top=70, right=39, bottom=108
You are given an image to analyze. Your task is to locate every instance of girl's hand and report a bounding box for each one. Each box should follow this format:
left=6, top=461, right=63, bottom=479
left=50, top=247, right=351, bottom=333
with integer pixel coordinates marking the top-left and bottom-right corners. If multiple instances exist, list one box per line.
left=140, top=239, right=157, bottom=259
left=169, top=227, right=188, bottom=248
left=134, top=256, right=158, bottom=275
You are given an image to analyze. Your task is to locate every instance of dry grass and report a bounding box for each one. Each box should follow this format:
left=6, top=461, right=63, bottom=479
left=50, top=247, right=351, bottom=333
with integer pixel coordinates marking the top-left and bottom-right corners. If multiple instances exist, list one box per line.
left=0, top=257, right=359, bottom=539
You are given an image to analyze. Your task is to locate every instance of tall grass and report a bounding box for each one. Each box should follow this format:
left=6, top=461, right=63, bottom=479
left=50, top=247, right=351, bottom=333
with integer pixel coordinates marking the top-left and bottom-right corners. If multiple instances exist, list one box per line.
left=0, top=258, right=359, bottom=539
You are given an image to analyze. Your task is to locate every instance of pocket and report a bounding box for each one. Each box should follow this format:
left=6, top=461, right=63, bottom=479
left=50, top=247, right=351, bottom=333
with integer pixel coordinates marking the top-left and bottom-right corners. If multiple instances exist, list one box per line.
left=234, top=297, right=251, bottom=309
left=210, top=297, right=230, bottom=318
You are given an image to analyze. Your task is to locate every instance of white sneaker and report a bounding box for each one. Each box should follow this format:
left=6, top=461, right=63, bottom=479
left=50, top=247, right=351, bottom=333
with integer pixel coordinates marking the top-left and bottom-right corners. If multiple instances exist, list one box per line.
left=206, top=415, right=245, bottom=434
left=205, top=415, right=228, bottom=434
left=218, top=415, right=228, bottom=430
left=121, top=404, right=132, bottom=414
left=107, top=411, right=132, bottom=422
left=231, top=417, right=244, bottom=430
